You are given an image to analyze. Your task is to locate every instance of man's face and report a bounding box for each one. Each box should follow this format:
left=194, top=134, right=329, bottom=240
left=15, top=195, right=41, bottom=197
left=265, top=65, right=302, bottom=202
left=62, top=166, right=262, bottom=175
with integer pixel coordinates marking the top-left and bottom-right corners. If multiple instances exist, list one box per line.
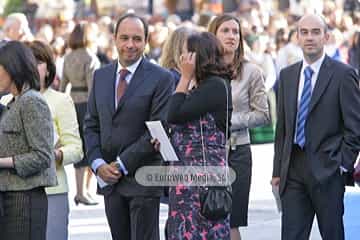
left=7, top=20, right=24, bottom=41
left=114, top=17, right=146, bottom=67
left=297, top=16, right=329, bottom=62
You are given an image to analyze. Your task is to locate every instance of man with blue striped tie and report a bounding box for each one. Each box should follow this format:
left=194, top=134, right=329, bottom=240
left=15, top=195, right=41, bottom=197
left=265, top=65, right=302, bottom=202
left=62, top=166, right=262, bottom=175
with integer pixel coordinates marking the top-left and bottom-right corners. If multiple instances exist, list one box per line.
left=271, top=13, right=360, bottom=240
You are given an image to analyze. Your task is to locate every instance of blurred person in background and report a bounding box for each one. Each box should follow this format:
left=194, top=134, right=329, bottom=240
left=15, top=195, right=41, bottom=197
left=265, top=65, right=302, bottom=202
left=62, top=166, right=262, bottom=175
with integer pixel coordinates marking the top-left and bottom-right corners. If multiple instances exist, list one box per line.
left=26, top=40, right=83, bottom=240
left=51, top=37, right=67, bottom=90
left=276, top=28, right=303, bottom=75
left=1, top=12, right=33, bottom=42
left=160, top=26, right=195, bottom=86
left=60, top=21, right=100, bottom=206
left=0, top=41, right=57, bottom=240
left=325, top=28, right=344, bottom=62
left=96, top=16, right=114, bottom=66
left=208, top=14, right=270, bottom=240
left=146, top=23, right=169, bottom=63
left=274, top=28, right=287, bottom=52
left=348, top=31, right=360, bottom=72
left=35, top=24, right=54, bottom=45
left=245, top=34, right=277, bottom=90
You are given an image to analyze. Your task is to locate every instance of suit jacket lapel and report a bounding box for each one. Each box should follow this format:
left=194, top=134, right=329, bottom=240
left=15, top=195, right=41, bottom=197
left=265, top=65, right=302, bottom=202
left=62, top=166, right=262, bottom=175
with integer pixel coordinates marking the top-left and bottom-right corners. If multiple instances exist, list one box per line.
left=308, top=56, right=334, bottom=115
left=104, top=61, right=117, bottom=115
left=115, top=58, right=148, bottom=113
left=285, top=62, right=302, bottom=137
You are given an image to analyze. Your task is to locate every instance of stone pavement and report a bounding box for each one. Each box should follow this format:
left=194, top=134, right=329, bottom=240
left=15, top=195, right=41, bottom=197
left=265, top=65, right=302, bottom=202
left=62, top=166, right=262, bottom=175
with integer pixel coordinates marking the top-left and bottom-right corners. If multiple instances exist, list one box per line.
left=66, top=144, right=360, bottom=240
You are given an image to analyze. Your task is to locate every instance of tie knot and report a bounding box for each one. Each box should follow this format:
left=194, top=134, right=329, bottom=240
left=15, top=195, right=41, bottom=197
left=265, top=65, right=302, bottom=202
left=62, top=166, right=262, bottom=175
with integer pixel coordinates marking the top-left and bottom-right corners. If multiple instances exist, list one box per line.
left=304, top=66, right=314, bottom=79
left=119, top=69, right=130, bottom=81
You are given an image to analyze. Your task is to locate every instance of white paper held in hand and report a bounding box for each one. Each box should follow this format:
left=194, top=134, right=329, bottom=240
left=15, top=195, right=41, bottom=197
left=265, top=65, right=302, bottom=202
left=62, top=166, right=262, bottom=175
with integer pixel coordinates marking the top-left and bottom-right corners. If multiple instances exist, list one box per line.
left=272, top=184, right=282, bottom=213
left=145, top=121, right=179, bottom=161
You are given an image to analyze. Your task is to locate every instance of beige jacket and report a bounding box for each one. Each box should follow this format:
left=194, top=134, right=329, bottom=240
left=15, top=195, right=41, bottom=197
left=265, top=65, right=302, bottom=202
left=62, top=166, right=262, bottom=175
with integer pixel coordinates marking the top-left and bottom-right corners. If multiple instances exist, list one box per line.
left=230, top=62, right=270, bottom=145
left=60, top=48, right=100, bottom=103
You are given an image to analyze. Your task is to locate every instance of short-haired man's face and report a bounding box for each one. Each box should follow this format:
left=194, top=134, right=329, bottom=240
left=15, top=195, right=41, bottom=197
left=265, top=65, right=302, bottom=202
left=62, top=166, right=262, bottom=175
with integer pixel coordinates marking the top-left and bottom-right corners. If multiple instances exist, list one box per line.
left=114, top=17, right=146, bottom=67
left=297, top=16, right=329, bottom=62
left=7, top=20, right=24, bottom=41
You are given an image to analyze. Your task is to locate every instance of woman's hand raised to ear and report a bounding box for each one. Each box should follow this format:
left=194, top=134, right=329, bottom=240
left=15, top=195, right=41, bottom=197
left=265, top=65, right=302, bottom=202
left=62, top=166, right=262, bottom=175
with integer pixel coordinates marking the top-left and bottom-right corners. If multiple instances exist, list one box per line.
left=176, top=52, right=196, bottom=93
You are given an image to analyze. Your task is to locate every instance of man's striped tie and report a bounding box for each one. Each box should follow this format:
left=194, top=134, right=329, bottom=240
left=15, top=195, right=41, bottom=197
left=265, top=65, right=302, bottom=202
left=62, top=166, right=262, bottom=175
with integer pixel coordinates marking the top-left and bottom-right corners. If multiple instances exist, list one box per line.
left=295, top=66, right=314, bottom=148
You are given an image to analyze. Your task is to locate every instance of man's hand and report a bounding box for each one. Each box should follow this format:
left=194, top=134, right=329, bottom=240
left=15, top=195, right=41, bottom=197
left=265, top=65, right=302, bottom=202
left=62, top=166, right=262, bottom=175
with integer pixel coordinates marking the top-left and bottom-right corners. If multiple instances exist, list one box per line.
left=97, top=163, right=122, bottom=184
left=150, top=138, right=160, bottom=152
left=271, top=177, right=280, bottom=186
left=54, top=149, right=63, bottom=164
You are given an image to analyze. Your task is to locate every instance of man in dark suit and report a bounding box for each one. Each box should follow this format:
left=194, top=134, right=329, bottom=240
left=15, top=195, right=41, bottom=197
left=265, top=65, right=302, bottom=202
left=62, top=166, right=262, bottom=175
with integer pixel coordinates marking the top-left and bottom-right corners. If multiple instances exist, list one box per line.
left=271, top=14, right=360, bottom=240
left=84, top=13, right=174, bottom=240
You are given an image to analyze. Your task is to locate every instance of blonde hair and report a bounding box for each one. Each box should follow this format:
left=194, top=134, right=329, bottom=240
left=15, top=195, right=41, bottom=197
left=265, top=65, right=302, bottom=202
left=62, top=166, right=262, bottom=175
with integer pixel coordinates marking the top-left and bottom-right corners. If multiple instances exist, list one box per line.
left=160, top=26, right=195, bottom=70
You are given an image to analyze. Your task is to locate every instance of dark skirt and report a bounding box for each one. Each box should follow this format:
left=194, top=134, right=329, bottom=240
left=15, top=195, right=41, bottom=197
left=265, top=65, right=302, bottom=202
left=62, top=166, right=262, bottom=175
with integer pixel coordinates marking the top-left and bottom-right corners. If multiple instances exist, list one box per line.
left=74, top=102, right=89, bottom=168
left=0, top=187, right=48, bottom=240
left=228, top=144, right=252, bottom=228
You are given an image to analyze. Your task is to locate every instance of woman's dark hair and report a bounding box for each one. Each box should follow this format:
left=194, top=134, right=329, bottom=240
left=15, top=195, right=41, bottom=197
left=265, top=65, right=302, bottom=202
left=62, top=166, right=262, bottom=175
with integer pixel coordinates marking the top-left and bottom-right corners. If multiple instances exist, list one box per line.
left=0, top=41, right=40, bottom=92
left=351, top=31, right=360, bottom=49
left=114, top=13, right=149, bottom=40
left=26, top=40, right=56, bottom=88
left=187, top=32, right=234, bottom=85
left=208, top=14, right=245, bottom=76
left=349, top=31, right=360, bottom=70
left=68, top=21, right=91, bottom=50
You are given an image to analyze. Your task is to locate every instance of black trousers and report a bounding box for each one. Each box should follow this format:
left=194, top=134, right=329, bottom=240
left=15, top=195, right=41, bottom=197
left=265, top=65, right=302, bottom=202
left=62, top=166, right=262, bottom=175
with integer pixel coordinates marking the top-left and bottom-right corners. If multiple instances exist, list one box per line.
left=281, top=145, right=345, bottom=240
left=0, top=187, right=48, bottom=240
left=74, top=102, right=88, bottom=168
left=104, top=192, right=160, bottom=240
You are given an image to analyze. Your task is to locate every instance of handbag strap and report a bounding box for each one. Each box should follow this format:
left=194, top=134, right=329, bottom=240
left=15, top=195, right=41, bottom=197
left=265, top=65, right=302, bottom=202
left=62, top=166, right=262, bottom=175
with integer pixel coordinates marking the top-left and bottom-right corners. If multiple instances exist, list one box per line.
left=200, top=78, right=229, bottom=186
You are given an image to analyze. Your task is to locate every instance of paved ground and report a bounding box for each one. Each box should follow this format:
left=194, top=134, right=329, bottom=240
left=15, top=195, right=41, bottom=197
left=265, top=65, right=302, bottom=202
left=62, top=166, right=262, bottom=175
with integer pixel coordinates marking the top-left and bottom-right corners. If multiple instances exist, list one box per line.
left=66, top=143, right=360, bottom=240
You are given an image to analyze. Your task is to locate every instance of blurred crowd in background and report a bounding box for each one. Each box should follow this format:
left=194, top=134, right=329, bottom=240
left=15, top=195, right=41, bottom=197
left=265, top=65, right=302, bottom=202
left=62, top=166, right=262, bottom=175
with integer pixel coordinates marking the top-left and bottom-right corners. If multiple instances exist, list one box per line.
left=0, top=0, right=360, bottom=93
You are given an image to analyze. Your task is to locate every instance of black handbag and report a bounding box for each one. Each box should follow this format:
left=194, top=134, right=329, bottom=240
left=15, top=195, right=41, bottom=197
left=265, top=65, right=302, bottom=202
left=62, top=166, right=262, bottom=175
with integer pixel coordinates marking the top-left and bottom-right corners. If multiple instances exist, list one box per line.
left=200, top=186, right=232, bottom=221
left=199, top=79, right=232, bottom=221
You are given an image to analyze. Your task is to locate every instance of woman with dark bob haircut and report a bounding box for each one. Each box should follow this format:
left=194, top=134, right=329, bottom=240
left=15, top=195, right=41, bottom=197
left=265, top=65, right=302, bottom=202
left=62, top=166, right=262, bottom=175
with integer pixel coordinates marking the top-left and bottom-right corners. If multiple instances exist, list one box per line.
left=166, top=32, right=233, bottom=239
left=25, top=40, right=83, bottom=240
left=0, top=41, right=57, bottom=240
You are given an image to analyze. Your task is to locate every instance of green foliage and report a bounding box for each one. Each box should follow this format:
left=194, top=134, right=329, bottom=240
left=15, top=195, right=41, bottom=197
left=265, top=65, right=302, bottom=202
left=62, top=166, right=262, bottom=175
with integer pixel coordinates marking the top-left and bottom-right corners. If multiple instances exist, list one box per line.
left=3, top=0, right=24, bottom=16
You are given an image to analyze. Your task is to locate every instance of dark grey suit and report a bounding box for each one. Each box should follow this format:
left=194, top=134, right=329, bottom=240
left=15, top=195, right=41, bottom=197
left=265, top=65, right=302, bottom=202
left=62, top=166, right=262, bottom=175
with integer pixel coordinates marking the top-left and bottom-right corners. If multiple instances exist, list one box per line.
left=84, top=58, right=174, bottom=240
left=273, top=56, right=360, bottom=240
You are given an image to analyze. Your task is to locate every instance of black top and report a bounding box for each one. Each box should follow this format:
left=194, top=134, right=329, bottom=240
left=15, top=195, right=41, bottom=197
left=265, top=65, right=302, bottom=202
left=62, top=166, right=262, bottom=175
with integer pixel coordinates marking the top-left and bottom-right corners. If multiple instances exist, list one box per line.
left=167, top=75, right=232, bottom=136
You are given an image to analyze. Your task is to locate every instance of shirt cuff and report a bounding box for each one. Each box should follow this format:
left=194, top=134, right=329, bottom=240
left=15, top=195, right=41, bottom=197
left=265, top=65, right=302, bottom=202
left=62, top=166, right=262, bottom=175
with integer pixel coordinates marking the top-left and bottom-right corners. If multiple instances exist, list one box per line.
left=116, top=156, right=129, bottom=175
left=340, top=166, right=348, bottom=175
left=91, top=158, right=107, bottom=174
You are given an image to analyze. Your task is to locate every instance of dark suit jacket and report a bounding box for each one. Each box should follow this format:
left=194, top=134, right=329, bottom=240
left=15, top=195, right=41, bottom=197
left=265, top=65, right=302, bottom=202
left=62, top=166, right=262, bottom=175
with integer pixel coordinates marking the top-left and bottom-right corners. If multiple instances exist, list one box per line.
left=273, top=56, right=360, bottom=195
left=84, top=58, right=174, bottom=196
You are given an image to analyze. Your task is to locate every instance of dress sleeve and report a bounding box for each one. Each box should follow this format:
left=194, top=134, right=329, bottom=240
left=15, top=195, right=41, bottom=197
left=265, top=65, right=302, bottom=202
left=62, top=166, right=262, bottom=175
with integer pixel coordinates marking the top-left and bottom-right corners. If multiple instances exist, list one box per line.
left=167, top=77, right=227, bottom=124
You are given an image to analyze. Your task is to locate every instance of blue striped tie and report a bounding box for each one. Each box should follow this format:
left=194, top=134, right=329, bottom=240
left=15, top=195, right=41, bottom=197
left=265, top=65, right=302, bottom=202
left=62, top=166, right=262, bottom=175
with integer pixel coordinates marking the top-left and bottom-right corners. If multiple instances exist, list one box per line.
left=295, top=66, right=314, bottom=148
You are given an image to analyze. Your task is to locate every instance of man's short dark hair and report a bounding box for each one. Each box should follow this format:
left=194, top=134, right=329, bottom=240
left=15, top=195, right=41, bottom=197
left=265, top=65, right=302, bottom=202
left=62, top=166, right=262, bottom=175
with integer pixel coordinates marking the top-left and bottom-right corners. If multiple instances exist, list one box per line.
left=114, top=13, right=149, bottom=41
left=0, top=41, right=40, bottom=92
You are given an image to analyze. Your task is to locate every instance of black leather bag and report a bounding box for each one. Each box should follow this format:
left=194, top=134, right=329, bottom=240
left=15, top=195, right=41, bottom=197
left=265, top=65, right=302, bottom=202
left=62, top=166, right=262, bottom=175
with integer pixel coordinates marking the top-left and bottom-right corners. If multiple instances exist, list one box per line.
left=200, top=186, right=232, bottom=221
left=199, top=79, right=232, bottom=221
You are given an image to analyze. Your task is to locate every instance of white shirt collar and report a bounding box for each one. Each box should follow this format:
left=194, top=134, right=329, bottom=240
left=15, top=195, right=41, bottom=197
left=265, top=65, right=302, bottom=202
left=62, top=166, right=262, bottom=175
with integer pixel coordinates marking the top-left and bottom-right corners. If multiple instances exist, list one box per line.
left=302, top=52, right=326, bottom=74
left=116, top=57, right=143, bottom=79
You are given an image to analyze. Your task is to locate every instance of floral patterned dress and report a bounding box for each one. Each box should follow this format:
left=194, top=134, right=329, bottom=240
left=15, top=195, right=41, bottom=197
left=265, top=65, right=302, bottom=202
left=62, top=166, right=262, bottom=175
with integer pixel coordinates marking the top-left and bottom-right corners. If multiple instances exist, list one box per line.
left=166, top=113, right=230, bottom=240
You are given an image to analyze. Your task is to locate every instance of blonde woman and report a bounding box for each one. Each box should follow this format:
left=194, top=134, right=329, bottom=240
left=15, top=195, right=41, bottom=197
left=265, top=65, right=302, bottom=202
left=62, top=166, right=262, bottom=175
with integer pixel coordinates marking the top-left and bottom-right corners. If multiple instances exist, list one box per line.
left=160, top=26, right=195, bottom=86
